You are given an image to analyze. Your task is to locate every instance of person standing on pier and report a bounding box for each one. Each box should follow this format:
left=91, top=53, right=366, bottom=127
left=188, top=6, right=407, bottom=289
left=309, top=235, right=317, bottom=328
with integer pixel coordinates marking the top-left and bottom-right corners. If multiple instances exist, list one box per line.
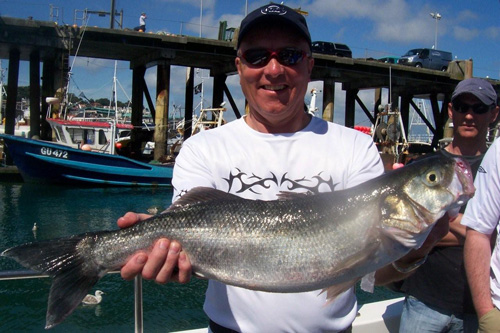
left=134, top=12, right=146, bottom=32
left=117, top=4, right=451, bottom=332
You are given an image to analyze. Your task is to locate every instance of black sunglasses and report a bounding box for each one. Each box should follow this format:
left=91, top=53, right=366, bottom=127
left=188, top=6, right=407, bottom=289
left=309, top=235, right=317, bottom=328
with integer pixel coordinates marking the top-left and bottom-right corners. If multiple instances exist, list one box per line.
left=239, top=48, right=309, bottom=67
left=452, top=102, right=494, bottom=115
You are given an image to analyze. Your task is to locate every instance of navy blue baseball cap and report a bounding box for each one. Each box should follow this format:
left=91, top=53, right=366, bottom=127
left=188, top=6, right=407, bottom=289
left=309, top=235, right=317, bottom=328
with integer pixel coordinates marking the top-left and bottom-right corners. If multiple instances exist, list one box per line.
left=237, top=4, right=311, bottom=49
left=452, top=78, right=498, bottom=106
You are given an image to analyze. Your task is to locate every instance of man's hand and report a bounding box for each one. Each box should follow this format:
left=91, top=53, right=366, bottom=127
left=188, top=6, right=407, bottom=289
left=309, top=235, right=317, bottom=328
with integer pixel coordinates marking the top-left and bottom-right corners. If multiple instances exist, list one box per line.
left=375, top=212, right=450, bottom=285
left=117, top=212, right=192, bottom=284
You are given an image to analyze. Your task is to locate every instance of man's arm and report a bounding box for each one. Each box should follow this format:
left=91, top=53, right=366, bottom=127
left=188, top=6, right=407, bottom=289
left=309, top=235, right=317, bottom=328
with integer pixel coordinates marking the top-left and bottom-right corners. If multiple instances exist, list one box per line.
left=437, top=213, right=465, bottom=246
left=464, top=227, right=494, bottom=318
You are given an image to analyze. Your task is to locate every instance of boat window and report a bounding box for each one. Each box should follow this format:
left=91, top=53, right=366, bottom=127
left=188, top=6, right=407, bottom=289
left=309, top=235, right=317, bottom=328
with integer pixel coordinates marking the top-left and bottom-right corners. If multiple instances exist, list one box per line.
left=55, top=127, right=66, bottom=143
left=119, top=130, right=131, bottom=138
left=86, top=130, right=95, bottom=144
left=98, top=130, right=107, bottom=145
left=68, top=128, right=85, bottom=144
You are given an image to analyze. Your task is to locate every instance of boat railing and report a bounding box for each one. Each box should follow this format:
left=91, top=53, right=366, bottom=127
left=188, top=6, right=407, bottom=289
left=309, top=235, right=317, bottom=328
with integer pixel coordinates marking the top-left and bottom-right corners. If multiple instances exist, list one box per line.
left=0, top=269, right=144, bottom=333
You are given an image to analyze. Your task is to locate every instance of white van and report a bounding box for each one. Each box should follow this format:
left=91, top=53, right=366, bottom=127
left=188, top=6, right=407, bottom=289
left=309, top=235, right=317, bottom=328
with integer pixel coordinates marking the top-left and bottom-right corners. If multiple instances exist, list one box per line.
left=398, top=48, right=452, bottom=71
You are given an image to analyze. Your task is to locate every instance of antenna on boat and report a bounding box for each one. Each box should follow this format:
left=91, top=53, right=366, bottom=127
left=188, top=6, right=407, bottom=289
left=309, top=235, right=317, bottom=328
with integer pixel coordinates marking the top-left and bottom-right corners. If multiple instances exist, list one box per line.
left=200, top=72, right=204, bottom=111
left=195, top=68, right=206, bottom=112
left=372, top=64, right=409, bottom=166
left=388, top=66, right=392, bottom=108
left=62, top=13, right=91, bottom=119
left=109, top=60, right=119, bottom=120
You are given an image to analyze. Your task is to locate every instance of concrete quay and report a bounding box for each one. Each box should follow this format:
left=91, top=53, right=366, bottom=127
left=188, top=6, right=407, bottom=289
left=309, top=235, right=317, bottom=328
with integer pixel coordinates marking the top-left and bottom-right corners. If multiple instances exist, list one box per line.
left=0, top=166, right=23, bottom=183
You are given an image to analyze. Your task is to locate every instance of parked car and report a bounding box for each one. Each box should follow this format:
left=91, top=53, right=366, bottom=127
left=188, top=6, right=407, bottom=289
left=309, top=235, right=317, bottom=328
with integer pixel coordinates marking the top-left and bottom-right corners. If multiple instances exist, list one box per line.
left=311, top=41, right=352, bottom=58
left=378, top=56, right=399, bottom=64
left=398, top=48, right=452, bottom=71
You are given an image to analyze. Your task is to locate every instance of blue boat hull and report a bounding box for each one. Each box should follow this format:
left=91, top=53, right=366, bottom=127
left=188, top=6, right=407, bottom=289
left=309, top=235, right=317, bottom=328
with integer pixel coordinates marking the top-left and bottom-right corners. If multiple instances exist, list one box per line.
left=1, top=134, right=173, bottom=187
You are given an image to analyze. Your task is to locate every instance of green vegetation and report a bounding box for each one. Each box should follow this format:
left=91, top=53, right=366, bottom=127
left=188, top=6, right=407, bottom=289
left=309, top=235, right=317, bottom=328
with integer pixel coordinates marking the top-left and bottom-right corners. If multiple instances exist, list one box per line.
left=9, top=86, right=129, bottom=107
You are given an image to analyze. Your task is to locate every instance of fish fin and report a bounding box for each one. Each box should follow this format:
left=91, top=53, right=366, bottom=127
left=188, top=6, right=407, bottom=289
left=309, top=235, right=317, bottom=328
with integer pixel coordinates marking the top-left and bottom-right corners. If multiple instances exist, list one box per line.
left=2, top=235, right=106, bottom=329
left=320, top=279, right=359, bottom=304
left=360, top=272, right=375, bottom=293
left=166, top=187, right=243, bottom=211
left=45, top=270, right=100, bottom=329
left=193, top=271, right=208, bottom=279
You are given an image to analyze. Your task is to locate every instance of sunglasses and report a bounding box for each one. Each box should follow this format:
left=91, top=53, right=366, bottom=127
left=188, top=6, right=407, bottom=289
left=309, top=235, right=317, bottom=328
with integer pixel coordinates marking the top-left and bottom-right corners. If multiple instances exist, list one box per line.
left=239, top=48, right=309, bottom=67
left=453, top=102, right=494, bottom=115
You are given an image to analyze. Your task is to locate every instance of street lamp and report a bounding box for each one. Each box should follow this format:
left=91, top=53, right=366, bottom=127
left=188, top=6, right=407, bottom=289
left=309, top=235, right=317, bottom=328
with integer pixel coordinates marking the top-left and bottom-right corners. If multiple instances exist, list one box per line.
left=429, top=12, right=442, bottom=49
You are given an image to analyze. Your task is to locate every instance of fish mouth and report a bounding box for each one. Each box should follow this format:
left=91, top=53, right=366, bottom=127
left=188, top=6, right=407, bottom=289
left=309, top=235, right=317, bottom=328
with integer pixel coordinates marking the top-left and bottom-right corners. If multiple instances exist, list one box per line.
left=454, top=158, right=475, bottom=199
left=383, top=225, right=424, bottom=248
left=381, top=197, right=438, bottom=249
left=440, top=158, right=475, bottom=213
left=405, top=196, right=436, bottom=231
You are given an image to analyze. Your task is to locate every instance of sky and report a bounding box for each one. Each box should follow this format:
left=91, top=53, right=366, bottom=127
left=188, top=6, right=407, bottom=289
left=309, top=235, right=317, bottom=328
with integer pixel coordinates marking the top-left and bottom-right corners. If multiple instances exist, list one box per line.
left=1, top=0, right=499, bottom=125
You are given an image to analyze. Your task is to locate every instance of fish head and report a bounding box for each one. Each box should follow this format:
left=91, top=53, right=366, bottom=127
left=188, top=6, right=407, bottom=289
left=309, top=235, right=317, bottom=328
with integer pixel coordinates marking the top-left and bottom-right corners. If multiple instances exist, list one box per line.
left=381, top=155, right=475, bottom=248
left=404, top=155, right=474, bottom=220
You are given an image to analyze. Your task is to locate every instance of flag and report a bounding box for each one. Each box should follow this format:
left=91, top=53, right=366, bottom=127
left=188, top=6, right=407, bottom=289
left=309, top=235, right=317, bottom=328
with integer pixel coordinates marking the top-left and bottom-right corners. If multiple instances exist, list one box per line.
left=194, top=83, right=202, bottom=95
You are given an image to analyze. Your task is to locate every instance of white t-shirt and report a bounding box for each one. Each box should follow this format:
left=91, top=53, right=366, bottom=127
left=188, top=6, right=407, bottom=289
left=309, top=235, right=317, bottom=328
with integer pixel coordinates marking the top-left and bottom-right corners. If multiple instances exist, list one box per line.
left=172, top=116, right=384, bottom=332
left=462, top=138, right=500, bottom=310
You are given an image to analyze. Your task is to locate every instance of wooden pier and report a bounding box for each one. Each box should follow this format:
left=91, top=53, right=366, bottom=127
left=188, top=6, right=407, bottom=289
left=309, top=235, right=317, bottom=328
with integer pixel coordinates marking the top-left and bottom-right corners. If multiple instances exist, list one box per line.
left=1, top=16, right=499, bottom=158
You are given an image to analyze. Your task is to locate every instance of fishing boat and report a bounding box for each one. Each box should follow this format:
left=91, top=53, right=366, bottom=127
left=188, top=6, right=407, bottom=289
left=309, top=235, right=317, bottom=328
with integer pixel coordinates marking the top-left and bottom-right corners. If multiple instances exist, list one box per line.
left=146, top=105, right=228, bottom=160
left=46, top=116, right=135, bottom=154
left=44, top=94, right=146, bottom=154
left=0, top=133, right=173, bottom=186
left=169, top=296, right=403, bottom=333
left=175, top=297, right=404, bottom=332
left=172, top=296, right=404, bottom=332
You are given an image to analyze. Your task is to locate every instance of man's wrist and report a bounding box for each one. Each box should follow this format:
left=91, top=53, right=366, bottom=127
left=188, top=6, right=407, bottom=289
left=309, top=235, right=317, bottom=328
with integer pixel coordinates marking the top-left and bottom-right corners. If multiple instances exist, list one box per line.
left=391, top=255, right=428, bottom=274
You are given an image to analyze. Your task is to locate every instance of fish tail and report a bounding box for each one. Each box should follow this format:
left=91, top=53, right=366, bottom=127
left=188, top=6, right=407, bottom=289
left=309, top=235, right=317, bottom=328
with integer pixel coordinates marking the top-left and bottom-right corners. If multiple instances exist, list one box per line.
left=2, top=234, right=106, bottom=329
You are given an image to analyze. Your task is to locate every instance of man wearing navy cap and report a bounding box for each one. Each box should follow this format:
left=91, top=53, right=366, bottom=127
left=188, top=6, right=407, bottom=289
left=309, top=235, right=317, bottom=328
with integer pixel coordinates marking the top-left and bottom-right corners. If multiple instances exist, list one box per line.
left=118, top=4, right=449, bottom=332
left=395, top=78, right=499, bottom=332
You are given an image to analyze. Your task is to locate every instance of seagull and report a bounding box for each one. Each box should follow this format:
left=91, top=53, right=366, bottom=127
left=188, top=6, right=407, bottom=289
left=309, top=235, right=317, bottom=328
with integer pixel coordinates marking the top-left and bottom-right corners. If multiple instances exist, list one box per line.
left=82, top=290, right=105, bottom=305
left=147, top=206, right=159, bottom=215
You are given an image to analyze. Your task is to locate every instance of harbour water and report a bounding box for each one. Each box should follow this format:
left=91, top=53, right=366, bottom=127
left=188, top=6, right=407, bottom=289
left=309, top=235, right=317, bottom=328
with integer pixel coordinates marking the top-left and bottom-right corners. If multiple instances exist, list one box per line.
left=0, top=181, right=401, bottom=332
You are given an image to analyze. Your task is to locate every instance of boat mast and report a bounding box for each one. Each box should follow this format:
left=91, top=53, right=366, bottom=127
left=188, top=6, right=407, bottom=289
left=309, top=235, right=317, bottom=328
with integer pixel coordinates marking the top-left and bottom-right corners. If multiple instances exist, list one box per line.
left=62, top=63, right=73, bottom=119
left=110, top=60, right=118, bottom=120
left=196, top=68, right=204, bottom=111
left=0, top=61, right=6, bottom=124
left=308, top=88, right=318, bottom=115
left=63, top=14, right=91, bottom=119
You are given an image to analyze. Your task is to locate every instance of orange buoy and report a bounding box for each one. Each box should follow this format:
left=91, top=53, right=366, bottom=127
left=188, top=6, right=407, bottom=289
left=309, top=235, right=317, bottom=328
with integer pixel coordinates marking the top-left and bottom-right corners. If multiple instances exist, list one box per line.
left=392, top=163, right=404, bottom=169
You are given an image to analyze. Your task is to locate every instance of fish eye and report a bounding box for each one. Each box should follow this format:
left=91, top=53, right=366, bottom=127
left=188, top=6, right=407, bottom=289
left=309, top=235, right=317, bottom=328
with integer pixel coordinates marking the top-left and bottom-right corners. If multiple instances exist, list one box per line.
left=426, top=171, right=440, bottom=185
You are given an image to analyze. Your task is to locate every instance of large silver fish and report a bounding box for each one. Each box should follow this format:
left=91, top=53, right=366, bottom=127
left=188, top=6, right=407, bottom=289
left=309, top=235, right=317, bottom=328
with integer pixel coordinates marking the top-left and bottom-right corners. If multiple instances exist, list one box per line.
left=2, top=154, right=474, bottom=329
